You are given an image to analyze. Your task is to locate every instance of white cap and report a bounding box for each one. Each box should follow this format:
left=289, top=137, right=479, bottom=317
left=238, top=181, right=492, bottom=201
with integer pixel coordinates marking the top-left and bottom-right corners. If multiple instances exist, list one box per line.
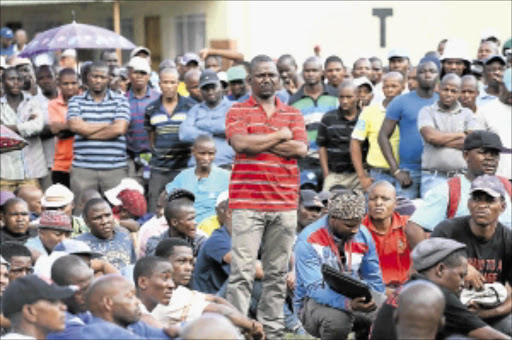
left=215, top=191, right=229, bottom=208
left=41, top=184, right=74, bottom=208
left=1, top=256, right=9, bottom=266
left=217, top=71, right=228, bottom=84
left=128, top=56, right=151, bottom=74
left=481, top=28, right=500, bottom=41
left=130, top=46, right=151, bottom=59
left=61, top=49, right=77, bottom=58
left=440, top=39, right=471, bottom=63
left=353, top=76, right=374, bottom=91
left=0, top=56, right=6, bottom=69
left=105, top=178, right=144, bottom=206
left=34, top=53, right=53, bottom=67
left=12, top=57, right=32, bottom=67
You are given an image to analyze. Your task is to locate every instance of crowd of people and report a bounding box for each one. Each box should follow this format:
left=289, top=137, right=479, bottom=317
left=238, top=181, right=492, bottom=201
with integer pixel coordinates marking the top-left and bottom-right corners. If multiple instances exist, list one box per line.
left=0, top=23, right=512, bottom=340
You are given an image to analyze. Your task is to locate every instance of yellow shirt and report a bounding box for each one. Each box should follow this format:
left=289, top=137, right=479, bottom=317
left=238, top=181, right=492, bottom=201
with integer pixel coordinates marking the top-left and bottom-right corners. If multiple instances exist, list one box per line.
left=197, top=215, right=220, bottom=236
left=177, top=81, right=189, bottom=97
left=351, top=103, right=400, bottom=169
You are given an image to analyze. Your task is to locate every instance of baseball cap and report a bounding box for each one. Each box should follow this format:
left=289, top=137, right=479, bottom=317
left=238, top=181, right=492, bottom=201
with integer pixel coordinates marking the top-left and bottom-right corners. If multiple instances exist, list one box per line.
left=483, top=55, right=506, bottom=66
left=481, top=28, right=500, bottom=41
left=463, top=130, right=503, bottom=152
left=159, top=58, right=176, bottom=71
left=38, top=211, right=73, bottom=232
left=0, top=27, right=14, bottom=39
left=300, top=190, right=324, bottom=209
left=199, top=69, right=220, bottom=88
left=300, top=171, right=318, bottom=189
left=182, top=52, right=200, bottom=66
left=503, top=68, right=512, bottom=92
left=0, top=256, right=9, bottom=267
left=0, top=56, right=7, bottom=69
left=227, top=66, right=247, bottom=82
left=440, top=39, right=471, bottom=63
left=128, top=56, right=151, bottom=74
left=387, top=48, right=410, bottom=59
left=470, top=175, right=507, bottom=198
left=318, top=191, right=332, bottom=204
left=215, top=191, right=229, bottom=208
left=130, top=46, right=151, bottom=59
left=34, top=54, right=54, bottom=67
left=42, top=184, right=74, bottom=208
left=328, top=190, right=366, bottom=220
left=53, top=239, right=102, bottom=258
left=105, top=178, right=144, bottom=207
left=12, top=57, right=32, bottom=67
left=0, top=190, right=15, bottom=206
left=353, top=76, right=373, bottom=91
left=61, top=49, right=77, bottom=58
left=412, top=238, right=466, bottom=272
left=419, top=56, right=441, bottom=72
left=217, top=71, right=228, bottom=86
left=2, top=275, right=74, bottom=318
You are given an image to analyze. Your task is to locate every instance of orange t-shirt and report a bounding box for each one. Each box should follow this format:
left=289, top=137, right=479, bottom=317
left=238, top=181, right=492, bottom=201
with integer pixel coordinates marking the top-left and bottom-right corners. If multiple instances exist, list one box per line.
left=363, top=213, right=411, bottom=286
left=48, top=94, right=74, bottom=172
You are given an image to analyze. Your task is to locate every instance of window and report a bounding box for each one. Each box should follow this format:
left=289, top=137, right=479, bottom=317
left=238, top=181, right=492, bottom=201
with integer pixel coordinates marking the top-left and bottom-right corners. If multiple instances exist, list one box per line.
left=174, top=13, right=205, bottom=56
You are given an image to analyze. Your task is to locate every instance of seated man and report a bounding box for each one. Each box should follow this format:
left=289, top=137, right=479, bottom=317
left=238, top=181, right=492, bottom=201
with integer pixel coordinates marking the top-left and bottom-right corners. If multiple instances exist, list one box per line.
left=179, top=70, right=235, bottom=168
left=25, top=211, right=72, bottom=257
left=146, top=189, right=207, bottom=257
left=166, top=135, right=230, bottom=225
left=294, top=190, right=385, bottom=340
left=363, top=181, right=411, bottom=293
left=371, top=238, right=509, bottom=340
left=138, top=190, right=169, bottom=257
left=1, top=275, right=73, bottom=340
left=75, top=274, right=171, bottom=339
left=47, top=255, right=95, bottom=340
left=152, top=238, right=265, bottom=339
left=431, top=175, right=512, bottom=336
left=296, top=189, right=324, bottom=234
left=75, top=198, right=136, bottom=270
left=406, top=130, right=512, bottom=248
left=0, top=198, right=36, bottom=244
left=40, top=184, right=89, bottom=236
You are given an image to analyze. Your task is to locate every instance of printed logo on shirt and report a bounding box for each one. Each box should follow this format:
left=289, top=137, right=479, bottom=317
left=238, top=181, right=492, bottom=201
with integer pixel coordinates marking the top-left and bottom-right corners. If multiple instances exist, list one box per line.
left=355, top=119, right=366, bottom=131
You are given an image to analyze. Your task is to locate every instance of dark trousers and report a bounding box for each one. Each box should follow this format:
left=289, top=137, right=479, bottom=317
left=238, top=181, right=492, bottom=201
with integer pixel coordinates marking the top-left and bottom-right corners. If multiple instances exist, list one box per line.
left=52, top=171, right=70, bottom=188
left=147, top=168, right=181, bottom=212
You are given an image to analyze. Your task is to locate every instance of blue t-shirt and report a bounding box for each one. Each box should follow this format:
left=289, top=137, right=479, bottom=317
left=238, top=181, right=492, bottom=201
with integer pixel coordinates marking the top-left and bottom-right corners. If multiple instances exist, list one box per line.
left=165, top=165, right=230, bottom=224
left=385, top=91, right=439, bottom=170
left=75, top=230, right=136, bottom=270
left=192, top=225, right=231, bottom=294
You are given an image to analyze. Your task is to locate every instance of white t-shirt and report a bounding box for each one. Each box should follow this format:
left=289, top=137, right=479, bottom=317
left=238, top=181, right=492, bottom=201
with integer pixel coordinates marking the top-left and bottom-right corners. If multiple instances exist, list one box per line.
left=477, top=99, right=512, bottom=179
left=2, top=333, right=36, bottom=340
left=151, top=286, right=209, bottom=326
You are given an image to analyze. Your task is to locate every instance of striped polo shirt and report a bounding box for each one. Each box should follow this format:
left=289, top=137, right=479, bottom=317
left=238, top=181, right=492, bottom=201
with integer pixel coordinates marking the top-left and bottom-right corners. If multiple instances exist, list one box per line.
left=226, top=96, right=307, bottom=211
left=67, top=90, right=131, bottom=169
left=125, top=86, right=160, bottom=155
left=144, top=95, right=195, bottom=170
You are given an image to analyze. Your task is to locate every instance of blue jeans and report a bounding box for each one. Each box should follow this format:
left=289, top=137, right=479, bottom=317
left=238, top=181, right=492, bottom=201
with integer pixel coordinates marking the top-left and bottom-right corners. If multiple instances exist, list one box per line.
left=369, top=168, right=397, bottom=186
left=421, top=172, right=449, bottom=198
left=395, top=168, right=422, bottom=199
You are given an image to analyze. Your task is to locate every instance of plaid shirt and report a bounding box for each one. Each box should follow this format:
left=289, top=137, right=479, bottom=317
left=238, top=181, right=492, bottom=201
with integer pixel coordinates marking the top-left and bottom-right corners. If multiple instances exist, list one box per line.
left=0, top=93, right=48, bottom=180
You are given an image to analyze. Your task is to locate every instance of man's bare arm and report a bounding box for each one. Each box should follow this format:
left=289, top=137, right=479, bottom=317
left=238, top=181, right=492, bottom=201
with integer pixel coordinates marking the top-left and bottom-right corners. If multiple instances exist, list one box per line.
left=269, top=140, right=307, bottom=158
left=229, top=128, right=291, bottom=154
left=68, top=118, right=110, bottom=137
left=420, top=126, right=466, bottom=149
left=87, top=120, right=129, bottom=140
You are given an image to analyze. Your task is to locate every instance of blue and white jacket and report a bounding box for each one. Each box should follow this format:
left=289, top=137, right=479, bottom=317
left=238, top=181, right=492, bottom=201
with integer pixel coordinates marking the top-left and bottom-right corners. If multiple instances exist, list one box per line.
left=294, top=215, right=385, bottom=312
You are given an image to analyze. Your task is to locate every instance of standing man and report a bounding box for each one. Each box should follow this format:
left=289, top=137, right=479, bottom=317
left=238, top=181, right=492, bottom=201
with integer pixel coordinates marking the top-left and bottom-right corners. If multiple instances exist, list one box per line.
left=1, top=67, right=47, bottom=192
left=67, top=62, right=130, bottom=205
left=225, top=55, right=308, bottom=338
left=477, top=68, right=512, bottom=180
left=460, top=75, right=480, bottom=114
left=13, top=29, right=27, bottom=55
left=476, top=55, right=506, bottom=106
left=0, top=27, right=14, bottom=57
left=226, top=66, right=249, bottom=102
left=378, top=59, right=440, bottom=199
left=48, top=68, right=79, bottom=188
left=351, top=72, right=404, bottom=190
left=179, top=69, right=235, bottom=168
left=125, top=57, right=160, bottom=184
left=388, top=48, right=410, bottom=90
left=324, top=56, right=345, bottom=89
left=184, top=69, right=202, bottom=104
left=145, top=67, right=195, bottom=212
left=318, top=80, right=363, bottom=191
left=276, top=54, right=303, bottom=98
left=289, top=56, right=338, bottom=182
left=418, top=74, right=477, bottom=197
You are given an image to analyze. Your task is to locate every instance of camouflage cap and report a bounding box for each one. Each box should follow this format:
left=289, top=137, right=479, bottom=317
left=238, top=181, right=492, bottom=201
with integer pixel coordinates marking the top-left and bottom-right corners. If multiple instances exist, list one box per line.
left=328, top=190, right=366, bottom=220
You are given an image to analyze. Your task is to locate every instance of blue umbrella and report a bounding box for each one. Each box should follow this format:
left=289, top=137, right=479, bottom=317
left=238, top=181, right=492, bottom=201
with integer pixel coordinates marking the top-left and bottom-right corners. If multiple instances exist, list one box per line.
left=19, top=21, right=136, bottom=58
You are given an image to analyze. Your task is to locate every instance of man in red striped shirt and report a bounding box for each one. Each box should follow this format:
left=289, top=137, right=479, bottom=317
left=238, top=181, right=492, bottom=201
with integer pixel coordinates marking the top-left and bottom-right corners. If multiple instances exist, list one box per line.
left=225, top=55, right=308, bottom=338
